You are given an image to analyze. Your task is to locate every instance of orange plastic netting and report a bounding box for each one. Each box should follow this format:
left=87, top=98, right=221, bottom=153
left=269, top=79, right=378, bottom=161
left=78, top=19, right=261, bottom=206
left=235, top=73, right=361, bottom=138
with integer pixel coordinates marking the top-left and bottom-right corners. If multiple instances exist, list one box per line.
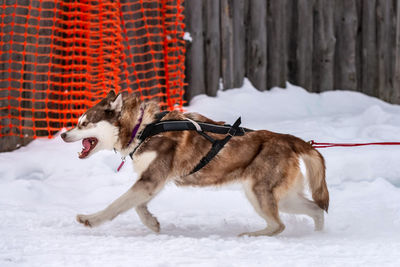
left=0, top=0, right=186, bottom=139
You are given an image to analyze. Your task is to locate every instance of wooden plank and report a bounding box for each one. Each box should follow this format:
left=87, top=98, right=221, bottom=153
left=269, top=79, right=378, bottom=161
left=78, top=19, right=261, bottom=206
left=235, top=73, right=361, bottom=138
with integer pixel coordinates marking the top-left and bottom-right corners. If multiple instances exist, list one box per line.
left=376, top=0, right=393, bottom=102
left=267, top=0, right=287, bottom=88
left=361, top=0, right=378, bottom=97
left=232, top=0, right=246, bottom=88
left=184, top=0, right=205, bottom=102
left=203, top=0, right=220, bottom=96
left=313, top=0, right=335, bottom=92
left=355, top=0, right=363, bottom=93
left=391, top=0, right=400, bottom=104
left=220, top=0, right=246, bottom=89
left=389, top=0, right=398, bottom=104
left=246, top=0, right=267, bottom=91
left=296, top=0, right=314, bottom=91
left=334, top=0, right=358, bottom=91
left=220, top=0, right=234, bottom=89
left=285, top=0, right=296, bottom=84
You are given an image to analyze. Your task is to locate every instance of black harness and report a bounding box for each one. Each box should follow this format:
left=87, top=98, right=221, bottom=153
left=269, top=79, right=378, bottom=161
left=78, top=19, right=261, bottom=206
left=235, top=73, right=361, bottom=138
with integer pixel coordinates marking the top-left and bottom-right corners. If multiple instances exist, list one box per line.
left=129, top=112, right=253, bottom=174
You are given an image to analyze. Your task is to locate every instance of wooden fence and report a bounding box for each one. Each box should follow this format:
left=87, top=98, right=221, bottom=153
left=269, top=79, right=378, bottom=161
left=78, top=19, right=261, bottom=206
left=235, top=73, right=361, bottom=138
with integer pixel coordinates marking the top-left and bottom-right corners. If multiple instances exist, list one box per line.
left=184, top=0, right=400, bottom=104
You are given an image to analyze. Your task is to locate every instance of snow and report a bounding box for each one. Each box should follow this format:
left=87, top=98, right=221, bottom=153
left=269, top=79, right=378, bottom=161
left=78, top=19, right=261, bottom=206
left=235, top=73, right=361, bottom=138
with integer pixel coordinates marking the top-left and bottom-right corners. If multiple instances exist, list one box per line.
left=183, top=32, right=192, bottom=42
left=1, top=80, right=400, bottom=266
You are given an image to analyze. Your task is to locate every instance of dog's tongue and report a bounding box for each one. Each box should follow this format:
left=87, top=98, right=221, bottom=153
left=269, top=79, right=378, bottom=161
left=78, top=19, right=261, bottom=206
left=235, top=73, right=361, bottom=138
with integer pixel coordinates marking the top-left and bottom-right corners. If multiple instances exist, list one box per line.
left=82, top=138, right=91, bottom=152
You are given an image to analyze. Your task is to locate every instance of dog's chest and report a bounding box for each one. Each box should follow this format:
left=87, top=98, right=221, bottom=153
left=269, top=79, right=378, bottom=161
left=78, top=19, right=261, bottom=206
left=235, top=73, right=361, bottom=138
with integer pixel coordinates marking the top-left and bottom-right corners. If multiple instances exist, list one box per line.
left=131, top=151, right=157, bottom=176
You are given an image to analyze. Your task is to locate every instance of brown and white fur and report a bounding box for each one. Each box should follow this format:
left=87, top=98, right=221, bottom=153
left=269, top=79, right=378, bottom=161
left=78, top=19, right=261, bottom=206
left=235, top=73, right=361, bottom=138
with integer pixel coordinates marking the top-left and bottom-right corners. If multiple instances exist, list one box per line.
left=61, top=90, right=329, bottom=236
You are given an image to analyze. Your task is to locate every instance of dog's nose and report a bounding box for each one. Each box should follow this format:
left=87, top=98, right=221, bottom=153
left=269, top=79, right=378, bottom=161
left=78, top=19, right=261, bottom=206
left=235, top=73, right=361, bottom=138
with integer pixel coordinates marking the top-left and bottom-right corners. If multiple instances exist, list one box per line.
left=61, top=132, right=66, bottom=139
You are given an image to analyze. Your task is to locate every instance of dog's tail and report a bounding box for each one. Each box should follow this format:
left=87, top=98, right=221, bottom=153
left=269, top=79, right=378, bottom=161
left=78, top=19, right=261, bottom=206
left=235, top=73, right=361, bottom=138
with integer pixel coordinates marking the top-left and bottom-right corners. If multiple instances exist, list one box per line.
left=302, top=150, right=329, bottom=212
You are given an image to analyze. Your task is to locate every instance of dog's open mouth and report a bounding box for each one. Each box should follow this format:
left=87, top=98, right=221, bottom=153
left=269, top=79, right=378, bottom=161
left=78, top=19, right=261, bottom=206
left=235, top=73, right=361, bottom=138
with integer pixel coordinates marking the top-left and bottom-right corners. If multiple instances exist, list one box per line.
left=78, top=137, right=98, bottom=159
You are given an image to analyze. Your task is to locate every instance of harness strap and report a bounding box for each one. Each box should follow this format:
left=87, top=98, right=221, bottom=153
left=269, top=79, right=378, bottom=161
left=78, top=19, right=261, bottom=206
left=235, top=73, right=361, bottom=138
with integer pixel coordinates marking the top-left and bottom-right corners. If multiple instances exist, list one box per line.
left=138, top=119, right=249, bottom=142
left=129, top=112, right=252, bottom=174
left=190, top=117, right=242, bottom=174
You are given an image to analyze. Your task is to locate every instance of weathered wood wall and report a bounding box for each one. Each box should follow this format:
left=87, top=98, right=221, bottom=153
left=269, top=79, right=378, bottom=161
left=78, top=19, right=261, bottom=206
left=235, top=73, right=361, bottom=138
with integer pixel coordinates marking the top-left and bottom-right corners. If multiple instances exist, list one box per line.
left=184, top=0, right=400, bottom=104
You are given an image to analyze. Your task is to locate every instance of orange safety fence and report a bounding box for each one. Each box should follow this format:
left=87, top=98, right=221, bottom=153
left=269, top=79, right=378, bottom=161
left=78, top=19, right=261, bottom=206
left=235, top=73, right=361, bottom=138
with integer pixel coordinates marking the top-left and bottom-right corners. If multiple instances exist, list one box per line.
left=0, top=0, right=186, bottom=139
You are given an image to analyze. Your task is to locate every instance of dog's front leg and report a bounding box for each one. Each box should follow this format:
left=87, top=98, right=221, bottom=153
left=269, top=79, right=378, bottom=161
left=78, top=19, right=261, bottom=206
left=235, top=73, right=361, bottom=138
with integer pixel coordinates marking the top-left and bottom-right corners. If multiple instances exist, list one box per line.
left=76, top=176, right=165, bottom=228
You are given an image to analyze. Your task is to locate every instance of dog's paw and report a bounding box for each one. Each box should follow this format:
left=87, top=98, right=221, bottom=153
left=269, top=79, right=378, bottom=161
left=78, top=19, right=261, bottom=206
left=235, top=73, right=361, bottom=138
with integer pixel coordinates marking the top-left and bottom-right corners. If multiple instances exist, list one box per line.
left=136, top=206, right=161, bottom=233
left=238, top=225, right=285, bottom=237
left=76, top=214, right=97, bottom=227
left=140, top=212, right=160, bottom=233
left=146, top=217, right=160, bottom=233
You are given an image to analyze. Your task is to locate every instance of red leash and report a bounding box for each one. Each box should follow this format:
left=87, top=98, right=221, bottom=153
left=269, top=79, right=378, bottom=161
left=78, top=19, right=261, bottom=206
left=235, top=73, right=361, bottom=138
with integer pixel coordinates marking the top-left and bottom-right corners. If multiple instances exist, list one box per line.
left=310, top=140, right=400, bottom=148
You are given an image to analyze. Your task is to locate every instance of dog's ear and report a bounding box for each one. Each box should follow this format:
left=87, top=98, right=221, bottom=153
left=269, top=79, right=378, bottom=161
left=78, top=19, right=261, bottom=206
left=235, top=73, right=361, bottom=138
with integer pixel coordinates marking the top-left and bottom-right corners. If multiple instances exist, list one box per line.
left=107, top=90, right=116, bottom=99
left=110, top=93, right=123, bottom=112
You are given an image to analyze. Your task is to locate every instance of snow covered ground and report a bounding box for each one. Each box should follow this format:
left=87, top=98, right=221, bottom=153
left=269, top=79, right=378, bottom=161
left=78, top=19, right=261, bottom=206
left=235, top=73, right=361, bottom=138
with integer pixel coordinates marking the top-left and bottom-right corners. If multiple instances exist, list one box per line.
left=1, top=80, right=400, bottom=266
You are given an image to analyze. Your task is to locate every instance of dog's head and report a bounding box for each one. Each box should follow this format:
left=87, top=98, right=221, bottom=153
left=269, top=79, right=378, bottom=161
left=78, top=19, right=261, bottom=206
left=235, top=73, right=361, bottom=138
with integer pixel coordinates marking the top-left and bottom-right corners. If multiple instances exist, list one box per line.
left=61, top=90, right=123, bottom=159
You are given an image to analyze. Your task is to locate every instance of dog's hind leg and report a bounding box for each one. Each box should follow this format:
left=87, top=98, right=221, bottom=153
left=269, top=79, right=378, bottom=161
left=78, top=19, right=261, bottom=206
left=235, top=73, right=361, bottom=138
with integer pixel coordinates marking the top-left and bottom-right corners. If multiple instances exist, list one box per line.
left=279, top=193, right=324, bottom=231
left=76, top=175, right=165, bottom=228
left=277, top=172, right=325, bottom=231
left=136, top=204, right=160, bottom=233
left=240, top=180, right=285, bottom=237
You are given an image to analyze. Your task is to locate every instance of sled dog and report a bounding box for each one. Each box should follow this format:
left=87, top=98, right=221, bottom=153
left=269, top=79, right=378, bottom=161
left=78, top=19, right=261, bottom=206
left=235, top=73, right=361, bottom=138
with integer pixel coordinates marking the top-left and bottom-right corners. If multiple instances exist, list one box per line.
left=61, top=90, right=329, bottom=236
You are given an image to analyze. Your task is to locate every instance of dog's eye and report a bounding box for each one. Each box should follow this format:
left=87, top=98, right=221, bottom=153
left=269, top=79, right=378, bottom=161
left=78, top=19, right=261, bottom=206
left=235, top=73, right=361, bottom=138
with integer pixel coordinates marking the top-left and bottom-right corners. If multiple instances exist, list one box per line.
left=81, top=121, right=88, bottom=127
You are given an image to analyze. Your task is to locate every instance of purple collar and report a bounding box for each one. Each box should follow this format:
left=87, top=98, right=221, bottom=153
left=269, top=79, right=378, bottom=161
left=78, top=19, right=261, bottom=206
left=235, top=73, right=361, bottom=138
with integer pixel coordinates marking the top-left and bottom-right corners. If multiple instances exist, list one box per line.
left=127, top=107, right=144, bottom=147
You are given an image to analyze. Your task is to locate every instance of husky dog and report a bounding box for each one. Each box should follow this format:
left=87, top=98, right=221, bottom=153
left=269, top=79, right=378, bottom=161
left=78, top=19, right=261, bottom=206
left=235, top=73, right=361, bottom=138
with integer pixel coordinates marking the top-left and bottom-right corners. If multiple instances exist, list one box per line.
left=61, top=90, right=329, bottom=236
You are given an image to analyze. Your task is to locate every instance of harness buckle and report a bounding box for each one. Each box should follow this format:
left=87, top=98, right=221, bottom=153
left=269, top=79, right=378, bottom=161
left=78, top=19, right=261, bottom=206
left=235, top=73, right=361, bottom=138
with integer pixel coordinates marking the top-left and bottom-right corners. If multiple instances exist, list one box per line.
left=227, top=117, right=242, bottom=137
left=227, top=127, right=237, bottom=137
